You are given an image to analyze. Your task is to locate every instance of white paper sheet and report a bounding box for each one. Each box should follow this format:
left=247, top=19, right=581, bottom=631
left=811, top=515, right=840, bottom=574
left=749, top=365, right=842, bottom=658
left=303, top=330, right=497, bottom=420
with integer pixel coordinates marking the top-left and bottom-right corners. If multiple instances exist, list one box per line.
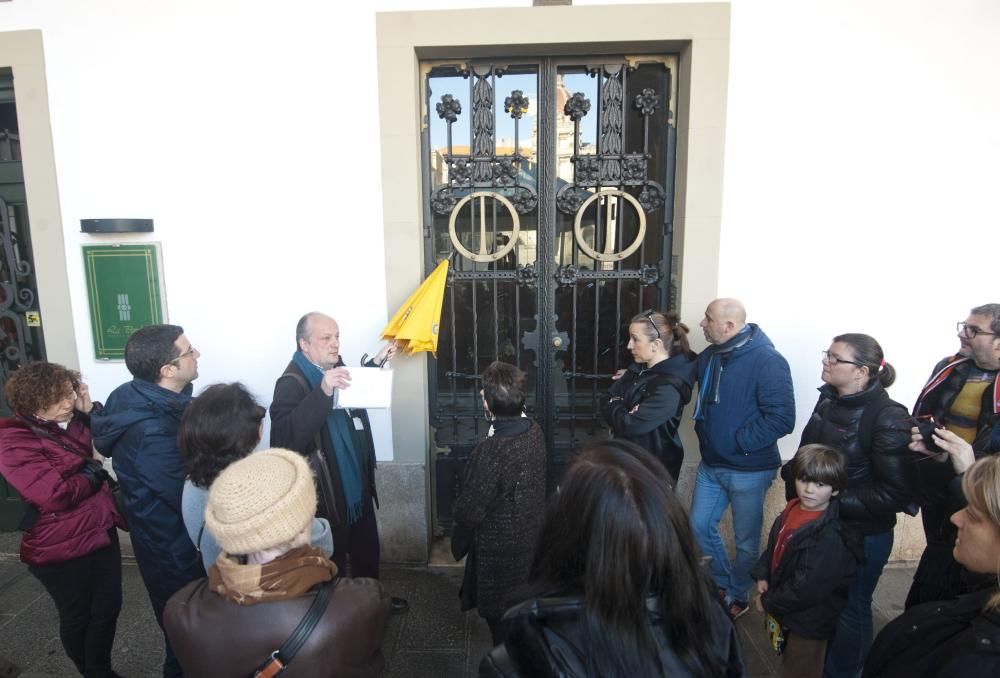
left=334, top=367, right=393, bottom=409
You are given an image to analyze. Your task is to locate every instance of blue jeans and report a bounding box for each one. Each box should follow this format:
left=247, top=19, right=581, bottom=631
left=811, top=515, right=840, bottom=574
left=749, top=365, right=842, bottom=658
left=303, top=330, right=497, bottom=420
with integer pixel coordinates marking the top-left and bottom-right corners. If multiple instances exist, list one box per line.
left=823, top=529, right=893, bottom=678
left=690, top=462, right=776, bottom=603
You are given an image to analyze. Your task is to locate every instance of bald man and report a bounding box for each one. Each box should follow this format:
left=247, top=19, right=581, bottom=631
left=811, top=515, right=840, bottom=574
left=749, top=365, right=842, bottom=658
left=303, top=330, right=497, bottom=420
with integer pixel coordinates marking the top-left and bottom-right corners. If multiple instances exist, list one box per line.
left=690, top=298, right=795, bottom=619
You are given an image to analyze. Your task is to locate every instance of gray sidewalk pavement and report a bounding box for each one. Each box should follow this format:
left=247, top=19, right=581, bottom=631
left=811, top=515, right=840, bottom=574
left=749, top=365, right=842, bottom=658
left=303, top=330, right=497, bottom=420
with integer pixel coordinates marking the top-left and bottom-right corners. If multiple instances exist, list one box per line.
left=1, top=530, right=915, bottom=677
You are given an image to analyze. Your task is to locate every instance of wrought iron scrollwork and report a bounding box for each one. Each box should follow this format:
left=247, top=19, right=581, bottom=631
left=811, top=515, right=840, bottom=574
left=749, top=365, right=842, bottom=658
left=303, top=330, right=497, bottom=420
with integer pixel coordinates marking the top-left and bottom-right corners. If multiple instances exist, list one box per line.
left=0, top=197, right=34, bottom=405
left=429, top=66, right=539, bottom=227
left=639, top=264, right=662, bottom=286
left=563, top=92, right=591, bottom=122
left=555, top=185, right=589, bottom=214
left=435, top=94, right=462, bottom=123
left=599, top=66, right=624, bottom=184
left=557, top=66, right=667, bottom=218
left=504, top=90, right=530, bottom=119
left=554, top=265, right=579, bottom=287
left=515, top=263, right=537, bottom=287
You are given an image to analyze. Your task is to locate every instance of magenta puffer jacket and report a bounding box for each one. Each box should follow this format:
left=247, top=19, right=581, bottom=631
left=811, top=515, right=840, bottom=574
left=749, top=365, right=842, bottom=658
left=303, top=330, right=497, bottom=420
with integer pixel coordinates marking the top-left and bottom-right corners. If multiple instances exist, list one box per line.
left=0, top=414, right=124, bottom=565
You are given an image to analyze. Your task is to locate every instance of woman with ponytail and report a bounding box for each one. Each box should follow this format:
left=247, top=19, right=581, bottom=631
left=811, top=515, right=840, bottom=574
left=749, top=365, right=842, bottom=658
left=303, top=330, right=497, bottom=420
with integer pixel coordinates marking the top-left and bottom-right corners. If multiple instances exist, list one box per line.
left=600, top=310, right=698, bottom=482
left=790, top=333, right=914, bottom=678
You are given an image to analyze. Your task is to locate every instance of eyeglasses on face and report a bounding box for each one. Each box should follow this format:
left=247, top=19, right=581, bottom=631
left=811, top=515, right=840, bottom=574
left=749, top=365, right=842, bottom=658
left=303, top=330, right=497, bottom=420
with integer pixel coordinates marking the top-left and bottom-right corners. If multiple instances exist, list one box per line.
left=166, top=345, right=197, bottom=367
left=957, top=321, right=997, bottom=339
left=642, top=310, right=661, bottom=340
left=821, top=350, right=862, bottom=367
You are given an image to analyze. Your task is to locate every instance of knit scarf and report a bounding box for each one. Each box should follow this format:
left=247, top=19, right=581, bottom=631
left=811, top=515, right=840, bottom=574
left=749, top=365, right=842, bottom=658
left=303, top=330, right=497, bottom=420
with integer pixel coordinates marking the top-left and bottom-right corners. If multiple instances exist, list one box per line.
left=692, top=325, right=753, bottom=421
left=292, top=351, right=365, bottom=525
left=208, top=545, right=337, bottom=606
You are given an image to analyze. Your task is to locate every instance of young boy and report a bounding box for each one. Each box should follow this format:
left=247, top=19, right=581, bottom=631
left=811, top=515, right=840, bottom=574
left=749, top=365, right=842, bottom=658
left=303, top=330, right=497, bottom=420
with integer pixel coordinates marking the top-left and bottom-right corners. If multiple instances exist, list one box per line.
left=751, top=444, right=863, bottom=678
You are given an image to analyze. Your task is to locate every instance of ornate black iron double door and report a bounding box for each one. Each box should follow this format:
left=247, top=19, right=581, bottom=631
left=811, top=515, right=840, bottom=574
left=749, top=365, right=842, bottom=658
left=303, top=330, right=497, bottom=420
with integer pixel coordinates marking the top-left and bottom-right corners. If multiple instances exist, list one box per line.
left=423, top=55, right=679, bottom=531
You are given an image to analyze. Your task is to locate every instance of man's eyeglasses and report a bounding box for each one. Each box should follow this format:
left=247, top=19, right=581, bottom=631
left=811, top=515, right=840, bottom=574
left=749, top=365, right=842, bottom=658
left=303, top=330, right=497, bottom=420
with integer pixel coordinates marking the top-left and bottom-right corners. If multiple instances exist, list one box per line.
left=821, top=350, right=862, bottom=367
left=957, top=322, right=997, bottom=339
left=643, top=310, right=661, bottom=340
left=167, top=345, right=197, bottom=366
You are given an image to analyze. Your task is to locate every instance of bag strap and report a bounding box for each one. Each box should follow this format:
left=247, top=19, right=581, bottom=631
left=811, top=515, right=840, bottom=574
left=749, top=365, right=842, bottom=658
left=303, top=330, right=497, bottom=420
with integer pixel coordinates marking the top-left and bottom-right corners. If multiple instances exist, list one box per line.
left=252, top=579, right=336, bottom=678
left=278, top=369, right=324, bottom=452
left=279, top=368, right=310, bottom=395
left=17, top=416, right=94, bottom=461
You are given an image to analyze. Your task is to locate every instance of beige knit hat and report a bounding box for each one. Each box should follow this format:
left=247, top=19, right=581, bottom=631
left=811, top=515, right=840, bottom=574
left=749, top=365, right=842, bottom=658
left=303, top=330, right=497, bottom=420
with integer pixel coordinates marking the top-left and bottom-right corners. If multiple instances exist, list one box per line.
left=204, top=448, right=316, bottom=555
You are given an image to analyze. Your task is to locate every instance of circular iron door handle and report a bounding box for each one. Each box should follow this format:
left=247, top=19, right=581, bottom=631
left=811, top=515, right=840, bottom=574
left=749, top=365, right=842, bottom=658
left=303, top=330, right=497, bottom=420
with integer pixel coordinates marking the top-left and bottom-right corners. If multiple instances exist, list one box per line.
left=552, top=336, right=563, bottom=348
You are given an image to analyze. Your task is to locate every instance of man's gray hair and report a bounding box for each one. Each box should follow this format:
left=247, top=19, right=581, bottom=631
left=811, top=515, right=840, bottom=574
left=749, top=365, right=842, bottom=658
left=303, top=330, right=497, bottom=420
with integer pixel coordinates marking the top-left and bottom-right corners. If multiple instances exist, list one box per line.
left=295, top=312, right=318, bottom=350
left=971, top=303, right=1000, bottom=335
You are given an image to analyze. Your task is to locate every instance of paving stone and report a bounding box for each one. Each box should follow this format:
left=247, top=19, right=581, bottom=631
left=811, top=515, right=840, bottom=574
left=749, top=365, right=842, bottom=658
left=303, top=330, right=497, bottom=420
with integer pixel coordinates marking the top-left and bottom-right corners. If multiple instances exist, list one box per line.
left=0, top=564, right=46, bottom=627
left=383, top=649, right=467, bottom=678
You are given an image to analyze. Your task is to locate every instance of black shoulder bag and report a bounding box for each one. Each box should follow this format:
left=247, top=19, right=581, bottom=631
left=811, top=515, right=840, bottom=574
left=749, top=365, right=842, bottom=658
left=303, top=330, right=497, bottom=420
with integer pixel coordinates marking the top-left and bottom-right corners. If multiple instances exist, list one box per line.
left=250, top=579, right=336, bottom=677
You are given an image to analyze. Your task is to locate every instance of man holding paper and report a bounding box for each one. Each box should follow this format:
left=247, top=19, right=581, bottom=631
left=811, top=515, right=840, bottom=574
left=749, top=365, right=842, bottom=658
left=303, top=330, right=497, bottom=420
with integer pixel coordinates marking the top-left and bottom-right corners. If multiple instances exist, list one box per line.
left=270, top=312, right=396, bottom=584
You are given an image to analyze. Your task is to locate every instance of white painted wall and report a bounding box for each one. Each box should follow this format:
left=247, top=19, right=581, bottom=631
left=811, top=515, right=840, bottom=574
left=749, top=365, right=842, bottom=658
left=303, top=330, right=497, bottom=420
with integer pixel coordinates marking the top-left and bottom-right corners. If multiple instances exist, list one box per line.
left=1, top=0, right=997, bottom=460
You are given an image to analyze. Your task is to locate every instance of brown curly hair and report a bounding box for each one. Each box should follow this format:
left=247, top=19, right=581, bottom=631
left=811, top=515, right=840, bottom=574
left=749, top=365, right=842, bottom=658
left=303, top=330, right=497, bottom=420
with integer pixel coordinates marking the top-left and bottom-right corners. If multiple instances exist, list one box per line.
left=4, top=362, right=80, bottom=416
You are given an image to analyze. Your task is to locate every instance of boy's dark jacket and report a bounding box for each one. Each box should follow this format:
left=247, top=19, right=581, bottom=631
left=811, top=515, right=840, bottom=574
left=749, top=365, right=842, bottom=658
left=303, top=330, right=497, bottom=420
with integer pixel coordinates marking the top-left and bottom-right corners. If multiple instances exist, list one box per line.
left=751, top=498, right=864, bottom=639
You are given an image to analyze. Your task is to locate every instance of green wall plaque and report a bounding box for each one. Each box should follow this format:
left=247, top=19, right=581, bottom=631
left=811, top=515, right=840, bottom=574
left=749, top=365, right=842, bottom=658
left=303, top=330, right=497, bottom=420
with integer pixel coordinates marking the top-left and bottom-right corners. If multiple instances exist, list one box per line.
left=83, top=244, right=166, bottom=359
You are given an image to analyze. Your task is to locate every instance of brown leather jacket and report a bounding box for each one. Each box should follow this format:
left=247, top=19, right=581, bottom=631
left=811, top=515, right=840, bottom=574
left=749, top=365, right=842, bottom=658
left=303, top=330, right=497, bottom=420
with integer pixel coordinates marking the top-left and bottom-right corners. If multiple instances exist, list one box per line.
left=164, top=576, right=389, bottom=677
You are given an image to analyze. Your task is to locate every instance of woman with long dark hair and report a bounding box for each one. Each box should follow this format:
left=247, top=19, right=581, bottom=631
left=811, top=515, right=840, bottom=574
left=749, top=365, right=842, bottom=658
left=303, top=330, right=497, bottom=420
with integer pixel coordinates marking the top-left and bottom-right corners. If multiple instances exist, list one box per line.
left=600, top=310, right=697, bottom=482
left=480, top=439, right=744, bottom=677
left=0, top=362, right=126, bottom=678
left=792, top=333, right=913, bottom=678
left=863, top=455, right=1000, bottom=677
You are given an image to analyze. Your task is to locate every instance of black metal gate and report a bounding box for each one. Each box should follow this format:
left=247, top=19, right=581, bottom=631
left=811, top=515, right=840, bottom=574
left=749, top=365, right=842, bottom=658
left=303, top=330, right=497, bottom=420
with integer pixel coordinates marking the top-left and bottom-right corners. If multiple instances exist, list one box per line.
left=423, top=56, right=679, bottom=533
left=0, top=70, right=48, bottom=530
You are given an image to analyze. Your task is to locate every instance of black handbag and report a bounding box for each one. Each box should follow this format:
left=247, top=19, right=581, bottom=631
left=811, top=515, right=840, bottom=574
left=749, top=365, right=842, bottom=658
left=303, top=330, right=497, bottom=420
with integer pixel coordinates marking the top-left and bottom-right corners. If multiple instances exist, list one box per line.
left=250, top=579, right=336, bottom=677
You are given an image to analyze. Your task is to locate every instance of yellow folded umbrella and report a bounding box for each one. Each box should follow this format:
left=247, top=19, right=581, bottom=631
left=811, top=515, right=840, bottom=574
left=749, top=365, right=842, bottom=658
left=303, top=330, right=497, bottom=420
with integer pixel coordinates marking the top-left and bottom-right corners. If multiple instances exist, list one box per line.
left=381, top=259, right=450, bottom=355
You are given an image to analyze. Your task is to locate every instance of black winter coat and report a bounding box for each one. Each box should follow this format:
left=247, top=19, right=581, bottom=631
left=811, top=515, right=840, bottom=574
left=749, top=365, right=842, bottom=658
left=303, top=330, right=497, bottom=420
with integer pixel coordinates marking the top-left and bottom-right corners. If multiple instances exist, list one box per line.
left=453, top=419, right=547, bottom=619
left=750, top=499, right=863, bottom=639
left=270, top=358, right=379, bottom=535
left=863, top=587, right=1000, bottom=678
left=600, top=353, right=696, bottom=481
left=791, top=382, right=913, bottom=535
left=479, top=592, right=745, bottom=677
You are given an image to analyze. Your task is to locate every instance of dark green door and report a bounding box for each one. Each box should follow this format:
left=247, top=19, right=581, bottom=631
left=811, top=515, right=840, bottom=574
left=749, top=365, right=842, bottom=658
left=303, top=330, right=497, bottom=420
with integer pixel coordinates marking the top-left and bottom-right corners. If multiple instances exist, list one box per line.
left=0, top=69, right=48, bottom=531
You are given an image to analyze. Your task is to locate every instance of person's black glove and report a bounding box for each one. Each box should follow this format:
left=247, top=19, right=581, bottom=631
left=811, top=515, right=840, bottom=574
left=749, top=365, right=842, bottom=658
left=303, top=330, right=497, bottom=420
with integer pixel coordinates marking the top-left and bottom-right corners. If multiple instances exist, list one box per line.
left=78, top=463, right=109, bottom=491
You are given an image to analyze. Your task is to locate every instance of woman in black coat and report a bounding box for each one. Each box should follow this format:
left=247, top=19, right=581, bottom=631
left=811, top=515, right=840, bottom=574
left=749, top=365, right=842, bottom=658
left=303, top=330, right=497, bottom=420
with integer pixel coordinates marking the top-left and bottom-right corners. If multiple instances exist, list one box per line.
left=863, top=455, right=1000, bottom=677
left=600, top=310, right=697, bottom=482
left=453, top=361, right=547, bottom=645
left=791, top=333, right=913, bottom=678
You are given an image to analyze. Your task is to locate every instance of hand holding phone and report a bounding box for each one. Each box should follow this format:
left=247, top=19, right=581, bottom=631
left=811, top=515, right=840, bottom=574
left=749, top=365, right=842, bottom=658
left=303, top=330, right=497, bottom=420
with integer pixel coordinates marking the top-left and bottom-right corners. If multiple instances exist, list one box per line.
left=912, top=415, right=944, bottom=454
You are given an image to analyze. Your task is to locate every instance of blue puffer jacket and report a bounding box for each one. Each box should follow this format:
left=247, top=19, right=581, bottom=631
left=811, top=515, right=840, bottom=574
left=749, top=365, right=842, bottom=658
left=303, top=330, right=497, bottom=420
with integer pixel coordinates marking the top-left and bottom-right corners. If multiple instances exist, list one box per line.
left=694, top=324, right=795, bottom=471
left=91, top=379, right=205, bottom=624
